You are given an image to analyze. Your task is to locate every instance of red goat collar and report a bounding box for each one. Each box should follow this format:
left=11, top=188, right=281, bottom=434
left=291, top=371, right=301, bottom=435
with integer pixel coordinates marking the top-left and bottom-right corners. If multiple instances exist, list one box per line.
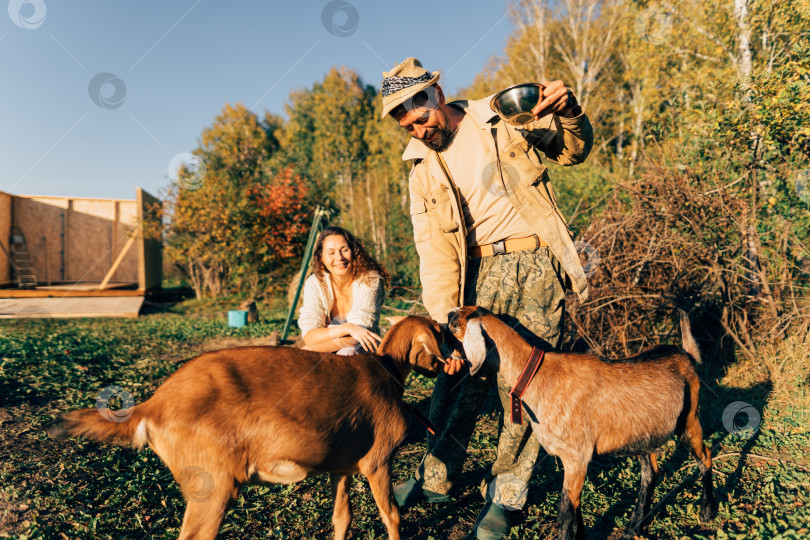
left=509, top=347, right=545, bottom=424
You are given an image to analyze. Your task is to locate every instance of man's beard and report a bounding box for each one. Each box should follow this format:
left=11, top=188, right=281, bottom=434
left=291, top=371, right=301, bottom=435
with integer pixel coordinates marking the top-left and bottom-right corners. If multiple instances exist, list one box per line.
left=417, top=125, right=456, bottom=152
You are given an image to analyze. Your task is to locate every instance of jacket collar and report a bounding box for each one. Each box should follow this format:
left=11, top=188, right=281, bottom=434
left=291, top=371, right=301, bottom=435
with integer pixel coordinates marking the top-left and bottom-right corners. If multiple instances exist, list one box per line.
left=401, top=95, right=499, bottom=161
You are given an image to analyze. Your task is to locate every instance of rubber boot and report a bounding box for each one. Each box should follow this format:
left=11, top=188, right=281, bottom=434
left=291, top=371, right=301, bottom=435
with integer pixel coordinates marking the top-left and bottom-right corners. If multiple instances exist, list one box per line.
left=473, top=500, right=512, bottom=540
left=393, top=477, right=450, bottom=509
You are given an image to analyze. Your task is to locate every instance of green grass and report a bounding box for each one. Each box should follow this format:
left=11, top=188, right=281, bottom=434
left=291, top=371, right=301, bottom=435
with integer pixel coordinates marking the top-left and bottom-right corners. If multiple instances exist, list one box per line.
left=0, top=298, right=808, bottom=539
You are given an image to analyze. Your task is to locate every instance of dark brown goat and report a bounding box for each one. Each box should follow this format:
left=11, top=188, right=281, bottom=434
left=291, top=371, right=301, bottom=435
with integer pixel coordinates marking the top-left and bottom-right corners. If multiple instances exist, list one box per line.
left=49, top=316, right=449, bottom=540
left=447, top=306, right=716, bottom=540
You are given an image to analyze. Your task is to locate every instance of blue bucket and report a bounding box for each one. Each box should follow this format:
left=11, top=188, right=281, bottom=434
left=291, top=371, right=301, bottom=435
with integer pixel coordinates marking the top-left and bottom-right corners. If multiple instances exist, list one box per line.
left=227, top=310, right=248, bottom=328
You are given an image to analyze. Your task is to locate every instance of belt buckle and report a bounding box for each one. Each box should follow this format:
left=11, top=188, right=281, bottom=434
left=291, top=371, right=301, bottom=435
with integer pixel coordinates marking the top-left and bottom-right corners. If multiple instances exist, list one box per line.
left=491, top=239, right=506, bottom=256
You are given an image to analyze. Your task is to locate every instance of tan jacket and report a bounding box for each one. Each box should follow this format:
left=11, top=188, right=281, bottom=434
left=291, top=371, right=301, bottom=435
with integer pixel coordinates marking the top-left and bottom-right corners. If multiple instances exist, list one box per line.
left=404, top=95, right=593, bottom=323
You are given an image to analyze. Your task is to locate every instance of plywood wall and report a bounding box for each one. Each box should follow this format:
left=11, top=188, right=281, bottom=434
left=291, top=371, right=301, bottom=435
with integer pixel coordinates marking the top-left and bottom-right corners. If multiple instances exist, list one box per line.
left=9, top=194, right=147, bottom=286
left=0, top=191, right=12, bottom=285
left=69, top=198, right=139, bottom=283
left=13, top=196, right=70, bottom=285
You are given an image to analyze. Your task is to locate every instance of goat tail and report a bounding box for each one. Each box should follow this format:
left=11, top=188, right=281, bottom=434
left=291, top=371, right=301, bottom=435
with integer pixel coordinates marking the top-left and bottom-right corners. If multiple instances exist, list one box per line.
left=678, top=309, right=702, bottom=364
left=47, top=403, right=149, bottom=449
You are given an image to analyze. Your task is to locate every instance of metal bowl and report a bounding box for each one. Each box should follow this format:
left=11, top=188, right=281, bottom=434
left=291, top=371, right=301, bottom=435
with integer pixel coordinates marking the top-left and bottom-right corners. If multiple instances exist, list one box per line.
left=490, top=83, right=543, bottom=126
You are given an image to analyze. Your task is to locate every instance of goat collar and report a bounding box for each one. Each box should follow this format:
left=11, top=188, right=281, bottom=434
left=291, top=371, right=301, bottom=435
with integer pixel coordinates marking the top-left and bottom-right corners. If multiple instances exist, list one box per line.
left=509, top=347, right=545, bottom=424
left=377, top=354, right=437, bottom=436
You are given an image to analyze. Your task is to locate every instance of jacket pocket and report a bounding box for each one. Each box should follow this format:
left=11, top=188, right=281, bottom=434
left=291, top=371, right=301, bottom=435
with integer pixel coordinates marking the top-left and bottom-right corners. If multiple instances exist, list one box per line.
left=424, top=186, right=458, bottom=233
left=410, top=200, right=431, bottom=243
left=502, top=139, right=548, bottom=185
left=501, top=140, right=554, bottom=214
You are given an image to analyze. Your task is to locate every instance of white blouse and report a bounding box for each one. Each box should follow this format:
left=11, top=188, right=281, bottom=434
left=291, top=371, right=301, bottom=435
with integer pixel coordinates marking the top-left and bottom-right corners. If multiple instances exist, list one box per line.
left=298, top=272, right=385, bottom=337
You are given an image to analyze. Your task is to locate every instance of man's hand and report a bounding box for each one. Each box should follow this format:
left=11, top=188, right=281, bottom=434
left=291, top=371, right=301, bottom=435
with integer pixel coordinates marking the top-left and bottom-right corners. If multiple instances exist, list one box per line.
left=531, top=80, right=579, bottom=119
left=443, top=356, right=466, bottom=375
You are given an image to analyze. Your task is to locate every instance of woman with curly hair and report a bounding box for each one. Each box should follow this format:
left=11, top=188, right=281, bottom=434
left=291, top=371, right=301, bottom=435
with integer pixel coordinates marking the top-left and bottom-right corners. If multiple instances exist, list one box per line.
left=299, top=226, right=390, bottom=355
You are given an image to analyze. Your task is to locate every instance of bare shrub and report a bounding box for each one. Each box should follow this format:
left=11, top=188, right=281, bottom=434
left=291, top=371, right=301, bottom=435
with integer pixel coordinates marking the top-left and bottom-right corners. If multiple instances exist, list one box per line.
left=566, top=161, right=810, bottom=362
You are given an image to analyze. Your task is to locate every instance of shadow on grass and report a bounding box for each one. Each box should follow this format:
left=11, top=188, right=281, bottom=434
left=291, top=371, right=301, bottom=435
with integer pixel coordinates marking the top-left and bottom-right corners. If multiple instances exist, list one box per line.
left=139, top=288, right=195, bottom=315
left=0, top=377, right=59, bottom=409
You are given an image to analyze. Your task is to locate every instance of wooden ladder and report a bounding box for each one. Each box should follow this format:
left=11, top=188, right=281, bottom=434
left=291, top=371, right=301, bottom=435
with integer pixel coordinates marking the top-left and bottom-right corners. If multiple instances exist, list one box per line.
left=9, top=226, right=38, bottom=289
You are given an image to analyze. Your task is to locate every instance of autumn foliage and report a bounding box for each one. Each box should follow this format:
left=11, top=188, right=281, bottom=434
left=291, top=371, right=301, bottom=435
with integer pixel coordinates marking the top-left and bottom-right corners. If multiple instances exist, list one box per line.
left=165, top=103, right=309, bottom=298
left=165, top=2, right=809, bottom=364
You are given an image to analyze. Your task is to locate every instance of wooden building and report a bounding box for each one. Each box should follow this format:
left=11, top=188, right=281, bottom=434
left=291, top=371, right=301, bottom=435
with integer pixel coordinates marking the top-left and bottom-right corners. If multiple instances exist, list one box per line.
left=0, top=188, right=161, bottom=318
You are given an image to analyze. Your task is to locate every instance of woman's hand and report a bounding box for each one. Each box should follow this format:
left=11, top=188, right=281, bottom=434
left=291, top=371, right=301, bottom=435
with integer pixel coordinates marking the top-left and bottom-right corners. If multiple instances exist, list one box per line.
left=343, top=323, right=382, bottom=353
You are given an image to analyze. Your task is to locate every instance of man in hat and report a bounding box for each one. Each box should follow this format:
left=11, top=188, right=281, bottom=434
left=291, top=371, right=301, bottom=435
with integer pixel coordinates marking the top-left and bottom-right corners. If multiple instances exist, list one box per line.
left=381, top=57, right=593, bottom=539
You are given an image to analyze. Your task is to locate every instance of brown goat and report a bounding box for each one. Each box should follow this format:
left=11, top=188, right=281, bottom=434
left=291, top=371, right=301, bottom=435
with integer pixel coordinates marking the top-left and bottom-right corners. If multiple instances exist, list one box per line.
left=49, top=316, right=449, bottom=540
left=447, top=306, right=716, bottom=540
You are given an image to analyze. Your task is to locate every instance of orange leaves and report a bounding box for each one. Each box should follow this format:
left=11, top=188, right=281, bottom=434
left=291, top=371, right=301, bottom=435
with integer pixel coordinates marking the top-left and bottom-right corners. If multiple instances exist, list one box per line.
left=166, top=103, right=310, bottom=298
left=246, top=166, right=309, bottom=260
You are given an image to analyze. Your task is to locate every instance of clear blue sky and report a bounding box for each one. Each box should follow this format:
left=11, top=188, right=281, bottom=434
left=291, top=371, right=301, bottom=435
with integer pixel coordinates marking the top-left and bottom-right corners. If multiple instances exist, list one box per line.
left=1, top=0, right=514, bottom=200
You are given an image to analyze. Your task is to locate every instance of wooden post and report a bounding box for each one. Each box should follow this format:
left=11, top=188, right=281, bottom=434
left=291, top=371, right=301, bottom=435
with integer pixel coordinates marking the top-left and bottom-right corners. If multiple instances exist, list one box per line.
left=281, top=206, right=329, bottom=341
left=42, top=236, right=49, bottom=286
left=98, top=233, right=136, bottom=290
left=64, top=200, right=72, bottom=281
left=136, top=188, right=162, bottom=291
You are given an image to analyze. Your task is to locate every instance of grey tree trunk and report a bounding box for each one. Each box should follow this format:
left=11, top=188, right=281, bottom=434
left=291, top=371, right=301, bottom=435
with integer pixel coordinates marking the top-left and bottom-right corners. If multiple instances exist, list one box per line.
left=629, top=82, right=644, bottom=178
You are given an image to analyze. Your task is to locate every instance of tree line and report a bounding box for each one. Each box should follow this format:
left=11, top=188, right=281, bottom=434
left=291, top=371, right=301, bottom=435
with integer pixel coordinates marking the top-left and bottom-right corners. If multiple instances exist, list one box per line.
left=164, top=0, right=809, bottom=353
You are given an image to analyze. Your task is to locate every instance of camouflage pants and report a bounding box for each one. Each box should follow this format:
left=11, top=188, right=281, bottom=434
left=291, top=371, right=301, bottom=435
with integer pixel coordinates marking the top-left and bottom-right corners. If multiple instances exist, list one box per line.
left=414, top=246, right=566, bottom=509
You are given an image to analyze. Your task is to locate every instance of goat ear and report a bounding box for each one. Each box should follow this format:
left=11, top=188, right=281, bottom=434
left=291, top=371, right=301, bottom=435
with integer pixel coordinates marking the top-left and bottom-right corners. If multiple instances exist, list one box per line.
left=414, top=328, right=445, bottom=376
left=463, top=319, right=487, bottom=375
left=418, top=327, right=442, bottom=357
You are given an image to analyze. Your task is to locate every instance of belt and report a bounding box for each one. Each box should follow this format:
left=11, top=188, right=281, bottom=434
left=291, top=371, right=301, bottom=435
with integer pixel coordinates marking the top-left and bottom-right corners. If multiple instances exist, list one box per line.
left=469, top=235, right=546, bottom=258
